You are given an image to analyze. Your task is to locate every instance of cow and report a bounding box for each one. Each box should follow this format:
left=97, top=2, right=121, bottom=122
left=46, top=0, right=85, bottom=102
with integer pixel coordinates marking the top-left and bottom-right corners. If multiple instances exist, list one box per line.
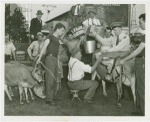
left=5, top=62, right=45, bottom=104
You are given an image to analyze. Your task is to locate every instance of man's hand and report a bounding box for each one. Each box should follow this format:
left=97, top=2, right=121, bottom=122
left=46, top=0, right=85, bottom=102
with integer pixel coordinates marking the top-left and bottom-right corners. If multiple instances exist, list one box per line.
left=31, top=35, right=34, bottom=39
left=96, top=56, right=102, bottom=62
left=120, top=59, right=126, bottom=65
left=36, top=58, right=41, bottom=65
left=30, top=56, right=34, bottom=60
left=89, top=31, right=97, bottom=38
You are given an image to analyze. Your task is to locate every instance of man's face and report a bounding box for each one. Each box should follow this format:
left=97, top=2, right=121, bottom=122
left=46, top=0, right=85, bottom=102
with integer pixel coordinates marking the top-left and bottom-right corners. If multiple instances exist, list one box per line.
left=113, top=27, right=121, bottom=36
left=89, top=12, right=95, bottom=19
left=76, top=51, right=82, bottom=60
left=105, top=30, right=112, bottom=38
left=58, top=28, right=65, bottom=37
left=139, top=18, right=145, bottom=30
left=37, top=14, right=42, bottom=19
left=37, top=35, right=43, bottom=41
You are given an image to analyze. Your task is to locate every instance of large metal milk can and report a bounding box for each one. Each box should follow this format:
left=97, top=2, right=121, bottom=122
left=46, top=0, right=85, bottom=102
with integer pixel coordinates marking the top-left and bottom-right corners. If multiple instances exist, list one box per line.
left=84, top=40, right=96, bottom=54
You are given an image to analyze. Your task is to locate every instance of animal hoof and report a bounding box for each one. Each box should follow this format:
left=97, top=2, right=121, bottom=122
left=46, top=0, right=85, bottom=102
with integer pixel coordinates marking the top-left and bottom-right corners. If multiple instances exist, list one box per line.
left=20, top=102, right=24, bottom=105
left=26, top=101, right=30, bottom=103
left=10, top=98, right=13, bottom=101
left=117, top=103, right=122, bottom=108
left=103, top=94, right=108, bottom=97
left=32, top=98, right=35, bottom=100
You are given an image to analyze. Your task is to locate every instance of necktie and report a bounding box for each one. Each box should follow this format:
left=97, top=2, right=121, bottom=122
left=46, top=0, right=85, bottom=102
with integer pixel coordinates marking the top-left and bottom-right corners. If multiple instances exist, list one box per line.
left=38, top=42, right=41, bottom=54
left=116, top=36, right=119, bottom=45
left=77, top=5, right=80, bottom=14
left=92, top=19, right=94, bottom=25
left=39, top=18, right=41, bottom=23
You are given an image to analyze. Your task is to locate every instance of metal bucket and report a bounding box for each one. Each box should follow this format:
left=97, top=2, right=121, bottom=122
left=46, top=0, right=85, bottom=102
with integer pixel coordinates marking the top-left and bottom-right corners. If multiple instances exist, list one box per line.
left=84, top=41, right=96, bottom=54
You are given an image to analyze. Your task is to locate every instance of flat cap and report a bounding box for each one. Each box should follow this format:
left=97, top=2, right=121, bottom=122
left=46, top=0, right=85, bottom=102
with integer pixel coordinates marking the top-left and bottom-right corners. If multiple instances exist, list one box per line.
left=111, top=22, right=122, bottom=29
left=41, top=30, right=49, bottom=36
left=71, top=47, right=81, bottom=57
left=37, top=32, right=43, bottom=37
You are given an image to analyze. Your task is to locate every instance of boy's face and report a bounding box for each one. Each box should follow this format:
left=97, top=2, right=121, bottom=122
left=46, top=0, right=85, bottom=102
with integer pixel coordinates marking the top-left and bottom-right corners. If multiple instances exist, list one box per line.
left=105, top=30, right=112, bottom=38
left=89, top=12, right=95, bottom=19
left=37, top=35, right=43, bottom=41
left=58, top=28, right=65, bottom=37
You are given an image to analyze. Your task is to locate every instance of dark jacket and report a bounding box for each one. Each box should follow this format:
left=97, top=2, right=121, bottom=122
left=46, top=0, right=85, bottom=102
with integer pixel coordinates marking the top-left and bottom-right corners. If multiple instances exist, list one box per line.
left=30, top=18, right=42, bottom=37
left=69, top=5, right=86, bottom=17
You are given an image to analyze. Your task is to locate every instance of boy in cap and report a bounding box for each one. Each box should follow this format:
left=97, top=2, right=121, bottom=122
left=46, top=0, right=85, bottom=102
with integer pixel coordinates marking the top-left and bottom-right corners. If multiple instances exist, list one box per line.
left=27, top=32, right=45, bottom=66
left=67, top=47, right=101, bottom=102
left=30, top=10, right=43, bottom=42
left=5, top=36, right=16, bottom=63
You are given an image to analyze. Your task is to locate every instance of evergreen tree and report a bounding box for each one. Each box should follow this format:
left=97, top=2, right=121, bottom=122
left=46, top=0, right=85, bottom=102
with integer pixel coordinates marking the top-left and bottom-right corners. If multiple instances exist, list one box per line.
left=5, top=5, right=29, bottom=43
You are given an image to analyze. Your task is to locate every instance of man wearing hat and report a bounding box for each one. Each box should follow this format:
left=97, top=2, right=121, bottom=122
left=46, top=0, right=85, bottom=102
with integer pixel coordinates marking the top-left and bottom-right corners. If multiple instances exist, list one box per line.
left=67, top=47, right=101, bottom=103
left=83, top=8, right=101, bottom=28
left=120, top=13, right=145, bottom=116
left=30, top=10, right=43, bottom=43
left=27, top=32, right=45, bottom=66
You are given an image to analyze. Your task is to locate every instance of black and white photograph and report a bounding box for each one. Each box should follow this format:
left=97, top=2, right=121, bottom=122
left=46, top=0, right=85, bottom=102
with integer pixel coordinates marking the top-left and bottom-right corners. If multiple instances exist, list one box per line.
left=1, top=1, right=150, bottom=121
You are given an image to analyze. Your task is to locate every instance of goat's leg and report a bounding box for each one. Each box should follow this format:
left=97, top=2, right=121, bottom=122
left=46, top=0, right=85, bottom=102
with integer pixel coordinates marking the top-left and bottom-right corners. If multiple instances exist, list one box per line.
left=8, top=87, right=14, bottom=97
left=92, top=70, right=97, bottom=80
left=18, top=86, right=24, bottom=104
left=24, top=87, right=30, bottom=103
left=131, top=75, right=136, bottom=105
left=116, top=77, right=122, bottom=107
left=5, top=84, right=12, bottom=101
left=102, top=80, right=108, bottom=97
left=29, top=88, right=34, bottom=100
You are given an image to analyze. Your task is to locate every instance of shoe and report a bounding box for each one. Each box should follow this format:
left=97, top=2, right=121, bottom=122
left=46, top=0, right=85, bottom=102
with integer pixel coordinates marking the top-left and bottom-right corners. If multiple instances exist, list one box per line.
left=131, top=111, right=142, bottom=116
left=46, top=101, right=57, bottom=106
left=84, top=99, right=93, bottom=103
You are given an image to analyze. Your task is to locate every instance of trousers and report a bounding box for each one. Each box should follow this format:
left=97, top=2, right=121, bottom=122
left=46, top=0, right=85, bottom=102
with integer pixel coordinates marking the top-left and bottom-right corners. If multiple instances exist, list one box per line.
left=68, top=79, right=99, bottom=100
left=135, top=58, right=145, bottom=115
left=45, top=55, right=58, bottom=101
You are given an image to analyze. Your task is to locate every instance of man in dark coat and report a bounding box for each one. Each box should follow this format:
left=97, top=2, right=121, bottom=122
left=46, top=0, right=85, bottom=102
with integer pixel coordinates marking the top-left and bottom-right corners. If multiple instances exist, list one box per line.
left=30, top=10, right=43, bottom=43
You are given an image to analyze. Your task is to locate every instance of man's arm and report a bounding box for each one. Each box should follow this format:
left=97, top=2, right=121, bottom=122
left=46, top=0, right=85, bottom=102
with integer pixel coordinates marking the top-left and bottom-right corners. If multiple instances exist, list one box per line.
left=59, top=45, right=69, bottom=63
left=76, top=35, right=86, bottom=48
left=93, top=32, right=111, bottom=46
left=120, top=42, right=145, bottom=64
left=36, top=39, right=50, bottom=64
left=27, top=42, right=34, bottom=60
left=91, top=57, right=102, bottom=73
left=11, top=43, right=16, bottom=60
left=12, top=51, right=16, bottom=61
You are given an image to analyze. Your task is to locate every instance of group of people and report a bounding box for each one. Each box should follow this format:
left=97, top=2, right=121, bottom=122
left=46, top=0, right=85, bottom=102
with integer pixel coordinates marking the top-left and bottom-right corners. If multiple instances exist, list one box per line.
left=5, top=7, right=145, bottom=116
